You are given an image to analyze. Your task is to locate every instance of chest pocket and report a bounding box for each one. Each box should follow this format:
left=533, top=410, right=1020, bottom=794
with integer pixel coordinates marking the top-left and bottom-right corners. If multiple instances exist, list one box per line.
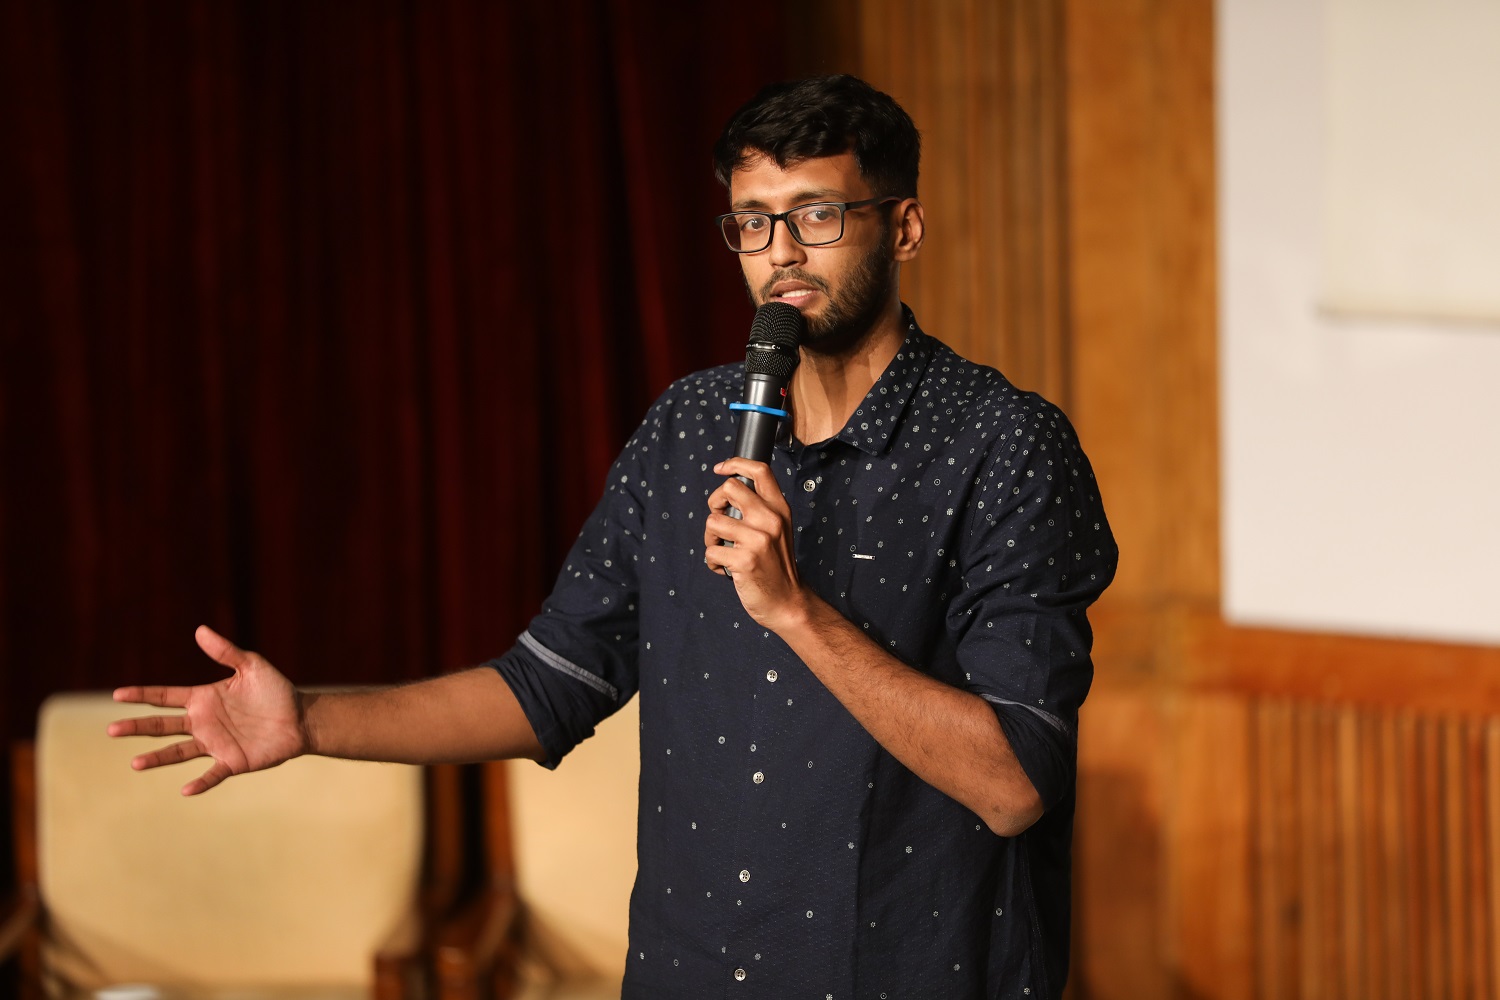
left=832, top=494, right=966, bottom=680
left=839, top=536, right=934, bottom=654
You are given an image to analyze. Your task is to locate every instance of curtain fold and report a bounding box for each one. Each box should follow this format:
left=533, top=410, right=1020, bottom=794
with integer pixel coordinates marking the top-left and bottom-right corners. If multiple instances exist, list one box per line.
left=0, top=1, right=780, bottom=750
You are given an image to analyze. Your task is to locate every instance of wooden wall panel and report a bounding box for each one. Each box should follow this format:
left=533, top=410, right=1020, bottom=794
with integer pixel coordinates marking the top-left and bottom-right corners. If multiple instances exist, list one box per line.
left=1236, top=702, right=1500, bottom=1000
left=1062, top=2, right=1226, bottom=995
left=1063, top=0, right=1220, bottom=610
left=1169, top=694, right=1253, bottom=1000
left=791, top=0, right=1071, bottom=402
left=1489, top=727, right=1500, bottom=994
left=1074, top=689, right=1171, bottom=999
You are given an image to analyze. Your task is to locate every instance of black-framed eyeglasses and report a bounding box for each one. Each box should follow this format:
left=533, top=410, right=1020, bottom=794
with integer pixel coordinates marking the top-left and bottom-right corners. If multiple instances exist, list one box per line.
left=714, top=197, right=902, bottom=253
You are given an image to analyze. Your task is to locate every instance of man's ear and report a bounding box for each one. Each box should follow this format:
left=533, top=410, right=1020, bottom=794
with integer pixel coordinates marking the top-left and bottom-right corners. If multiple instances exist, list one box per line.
left=892, top=198, right=925, bottom=262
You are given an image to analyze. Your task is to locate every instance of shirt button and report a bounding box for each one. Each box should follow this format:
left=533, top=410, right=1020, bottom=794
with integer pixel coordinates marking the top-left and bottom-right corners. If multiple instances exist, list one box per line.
left=739, top=869, right=751, bottom=882
left=766, top=669, right=778, bottom=682
left=734, top=968, right=747, bottom=982
left=802, top=478, right=817, bottom=493
left=752, top=771, right=764, bottom=784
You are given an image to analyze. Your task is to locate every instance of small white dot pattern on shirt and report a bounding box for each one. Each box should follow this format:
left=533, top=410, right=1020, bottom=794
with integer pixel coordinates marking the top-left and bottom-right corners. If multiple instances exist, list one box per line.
left=493, top=311, right=1117, bottom=1000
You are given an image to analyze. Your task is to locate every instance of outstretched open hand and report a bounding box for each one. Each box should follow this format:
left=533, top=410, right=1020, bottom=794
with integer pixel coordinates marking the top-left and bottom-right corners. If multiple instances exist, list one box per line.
left=108, top=625, right=306, bottom=795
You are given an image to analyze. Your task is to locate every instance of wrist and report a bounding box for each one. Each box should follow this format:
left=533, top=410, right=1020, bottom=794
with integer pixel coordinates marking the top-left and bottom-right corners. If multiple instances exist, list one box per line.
left=766, top=585, right=823, bottom=640
left=295, top=689, right=318, bottom=757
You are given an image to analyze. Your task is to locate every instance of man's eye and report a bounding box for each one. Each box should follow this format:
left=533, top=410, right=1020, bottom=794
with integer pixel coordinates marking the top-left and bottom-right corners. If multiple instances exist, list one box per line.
left=740, top=216, right=767, bottom=233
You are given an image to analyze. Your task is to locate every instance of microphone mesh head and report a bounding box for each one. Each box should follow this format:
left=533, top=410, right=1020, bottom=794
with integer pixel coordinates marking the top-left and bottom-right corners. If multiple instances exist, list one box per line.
left=745, top=302, right=805, bottom=379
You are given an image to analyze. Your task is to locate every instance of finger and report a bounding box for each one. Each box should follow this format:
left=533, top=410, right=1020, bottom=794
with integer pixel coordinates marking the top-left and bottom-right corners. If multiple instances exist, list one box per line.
left=712, top=457, right=771, bottom=486
left=113, top=685, right=193, bottom=709
left=706, top=509, right=760, bottom=550
left=704, top=512, right=739, bottom=553
left=195, top=624, right=253, bottom=672
left=713, top=459, right=789, bottom=505
left=183, top=760, right=232, bottom=796
left=710, top=483, right=787, bottom=539
left=707, top=476, right=757, bottom=515
left=704, top=529, right=758, bottom=576
left=710, top=483, right=790, bottom=541
left=711, top=468, right=791, bottom=523
left=130, top=738, right=204, bottom=772
left=705, top=498, right=762, bottom=544
left=703, top=547, right=735, bottom=577
left=107, top=714, right=190, bottom=738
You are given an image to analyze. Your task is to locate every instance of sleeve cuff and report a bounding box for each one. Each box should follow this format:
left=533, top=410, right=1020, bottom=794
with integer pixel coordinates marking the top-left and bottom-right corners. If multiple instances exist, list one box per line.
left=987, top=699, right=1076, bottom=811
left=487, top=638, right=620, bottom=769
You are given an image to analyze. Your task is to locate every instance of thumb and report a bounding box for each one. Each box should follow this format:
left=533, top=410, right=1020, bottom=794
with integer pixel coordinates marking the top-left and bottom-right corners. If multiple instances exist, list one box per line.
left=195, top=624, right=253, bottom=672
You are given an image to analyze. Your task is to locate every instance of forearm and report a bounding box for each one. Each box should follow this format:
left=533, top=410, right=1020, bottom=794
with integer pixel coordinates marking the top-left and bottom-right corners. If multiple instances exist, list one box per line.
left=703, top=459, right=1047, bottom=835
left=776, top=594, right=1043, bottom=837
left=301, top=667, right=545, bottom=765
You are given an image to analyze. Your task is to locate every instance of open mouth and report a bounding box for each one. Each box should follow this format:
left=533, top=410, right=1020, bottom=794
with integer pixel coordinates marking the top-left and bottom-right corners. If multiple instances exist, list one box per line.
left=765, top=276, right=827, bottom=306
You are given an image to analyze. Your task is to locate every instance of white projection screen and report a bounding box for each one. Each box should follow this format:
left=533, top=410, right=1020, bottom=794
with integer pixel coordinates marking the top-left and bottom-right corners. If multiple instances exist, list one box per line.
left=1218, top=0, right=1500, bottom=645
left=1320, top=0, right=1500, bottom=323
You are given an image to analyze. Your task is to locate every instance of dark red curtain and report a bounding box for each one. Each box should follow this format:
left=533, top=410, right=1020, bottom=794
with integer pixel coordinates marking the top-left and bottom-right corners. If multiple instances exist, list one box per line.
left=0, top=1, right=780, bottom=763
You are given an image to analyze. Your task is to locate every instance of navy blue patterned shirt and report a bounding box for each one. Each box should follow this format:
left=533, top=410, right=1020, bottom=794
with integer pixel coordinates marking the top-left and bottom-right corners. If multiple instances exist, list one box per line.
left=493, top=310, right=1117, bottom=1000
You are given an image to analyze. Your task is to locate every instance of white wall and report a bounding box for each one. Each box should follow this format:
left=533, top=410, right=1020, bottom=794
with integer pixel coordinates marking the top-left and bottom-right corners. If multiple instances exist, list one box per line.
left=1320, top=0, right=1500, bottom=322
left=1219, top=0, right=1500, bottom=645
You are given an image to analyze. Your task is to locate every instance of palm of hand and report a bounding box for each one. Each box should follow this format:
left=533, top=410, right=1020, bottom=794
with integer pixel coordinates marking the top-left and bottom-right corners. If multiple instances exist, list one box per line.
left=109, top=625, right=306, bottom=796
left=184, top=662, right=304, bottom=776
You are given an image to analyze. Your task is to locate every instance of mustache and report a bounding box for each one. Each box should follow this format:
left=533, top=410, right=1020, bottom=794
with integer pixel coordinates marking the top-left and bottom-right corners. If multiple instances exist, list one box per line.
left=759, top=269, right=831, bottom=302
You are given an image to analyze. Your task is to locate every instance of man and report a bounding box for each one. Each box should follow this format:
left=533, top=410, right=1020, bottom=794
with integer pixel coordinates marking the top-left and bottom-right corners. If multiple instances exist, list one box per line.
left=113, top=75, right=1117, bottom=999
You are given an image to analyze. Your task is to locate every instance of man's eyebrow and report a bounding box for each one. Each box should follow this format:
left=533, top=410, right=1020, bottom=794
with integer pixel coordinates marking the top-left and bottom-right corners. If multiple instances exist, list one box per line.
left=730, top=188, right=847, bottom=212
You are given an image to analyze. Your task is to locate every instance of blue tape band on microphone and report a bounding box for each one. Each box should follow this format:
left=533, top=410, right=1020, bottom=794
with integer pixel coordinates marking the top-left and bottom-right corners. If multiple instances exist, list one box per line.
left=730, top=402, right=790, bottom=419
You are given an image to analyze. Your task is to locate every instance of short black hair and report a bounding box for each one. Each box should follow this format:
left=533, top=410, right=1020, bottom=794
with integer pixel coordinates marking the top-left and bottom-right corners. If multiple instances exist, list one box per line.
left=713, top=75, right=920, bottom=198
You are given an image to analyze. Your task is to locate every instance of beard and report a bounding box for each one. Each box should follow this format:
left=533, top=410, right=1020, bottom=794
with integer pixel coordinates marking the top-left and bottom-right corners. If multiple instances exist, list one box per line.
left=747, top=233, right=896, bottom=358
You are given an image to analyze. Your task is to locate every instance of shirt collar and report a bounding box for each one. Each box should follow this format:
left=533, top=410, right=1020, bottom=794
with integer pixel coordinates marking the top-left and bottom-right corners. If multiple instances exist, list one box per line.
left=833, top=307, right=933, bottom=456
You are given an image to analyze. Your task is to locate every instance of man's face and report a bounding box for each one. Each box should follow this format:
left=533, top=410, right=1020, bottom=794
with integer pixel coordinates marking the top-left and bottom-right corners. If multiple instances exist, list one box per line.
left=727, top=152, right=895, bottom=356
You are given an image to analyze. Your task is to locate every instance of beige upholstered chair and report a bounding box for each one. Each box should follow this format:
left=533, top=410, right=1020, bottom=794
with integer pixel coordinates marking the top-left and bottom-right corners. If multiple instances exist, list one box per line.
left=507, top=695, right=636, bottom=1000
left=435, top=701, right=637, bottom=1000
left=4, top=691, right=640, bottom=1000
left=1, top=692, right=445, bottom=1000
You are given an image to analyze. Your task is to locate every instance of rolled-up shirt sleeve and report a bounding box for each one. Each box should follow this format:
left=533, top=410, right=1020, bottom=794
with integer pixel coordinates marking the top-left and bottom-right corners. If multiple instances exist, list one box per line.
left=487, top=417, right=654, bottom=769
left=946, top=402, right=1118, bottom=809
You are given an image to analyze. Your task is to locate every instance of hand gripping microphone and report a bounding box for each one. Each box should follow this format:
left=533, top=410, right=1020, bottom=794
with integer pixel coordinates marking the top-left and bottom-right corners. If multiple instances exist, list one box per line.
left=726, top=301, right=805, bottom=521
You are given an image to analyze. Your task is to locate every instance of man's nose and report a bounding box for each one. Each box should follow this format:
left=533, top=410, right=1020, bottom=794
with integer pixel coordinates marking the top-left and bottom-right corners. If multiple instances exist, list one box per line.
left=767, top=218, right=808, bottom=268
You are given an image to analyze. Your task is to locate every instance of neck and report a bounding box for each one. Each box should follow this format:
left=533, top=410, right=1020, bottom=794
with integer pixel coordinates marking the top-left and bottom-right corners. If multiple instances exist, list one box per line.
left=789, top=299, right=907, bottom=445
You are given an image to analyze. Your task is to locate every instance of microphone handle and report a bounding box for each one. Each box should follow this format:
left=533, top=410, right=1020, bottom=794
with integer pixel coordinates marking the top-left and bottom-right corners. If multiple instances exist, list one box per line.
left=727, top=373, right=790, bottom=522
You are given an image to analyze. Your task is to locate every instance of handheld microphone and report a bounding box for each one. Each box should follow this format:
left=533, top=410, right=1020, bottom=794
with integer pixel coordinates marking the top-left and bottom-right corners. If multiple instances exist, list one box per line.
left=726, top=301, right=804, bottom=521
